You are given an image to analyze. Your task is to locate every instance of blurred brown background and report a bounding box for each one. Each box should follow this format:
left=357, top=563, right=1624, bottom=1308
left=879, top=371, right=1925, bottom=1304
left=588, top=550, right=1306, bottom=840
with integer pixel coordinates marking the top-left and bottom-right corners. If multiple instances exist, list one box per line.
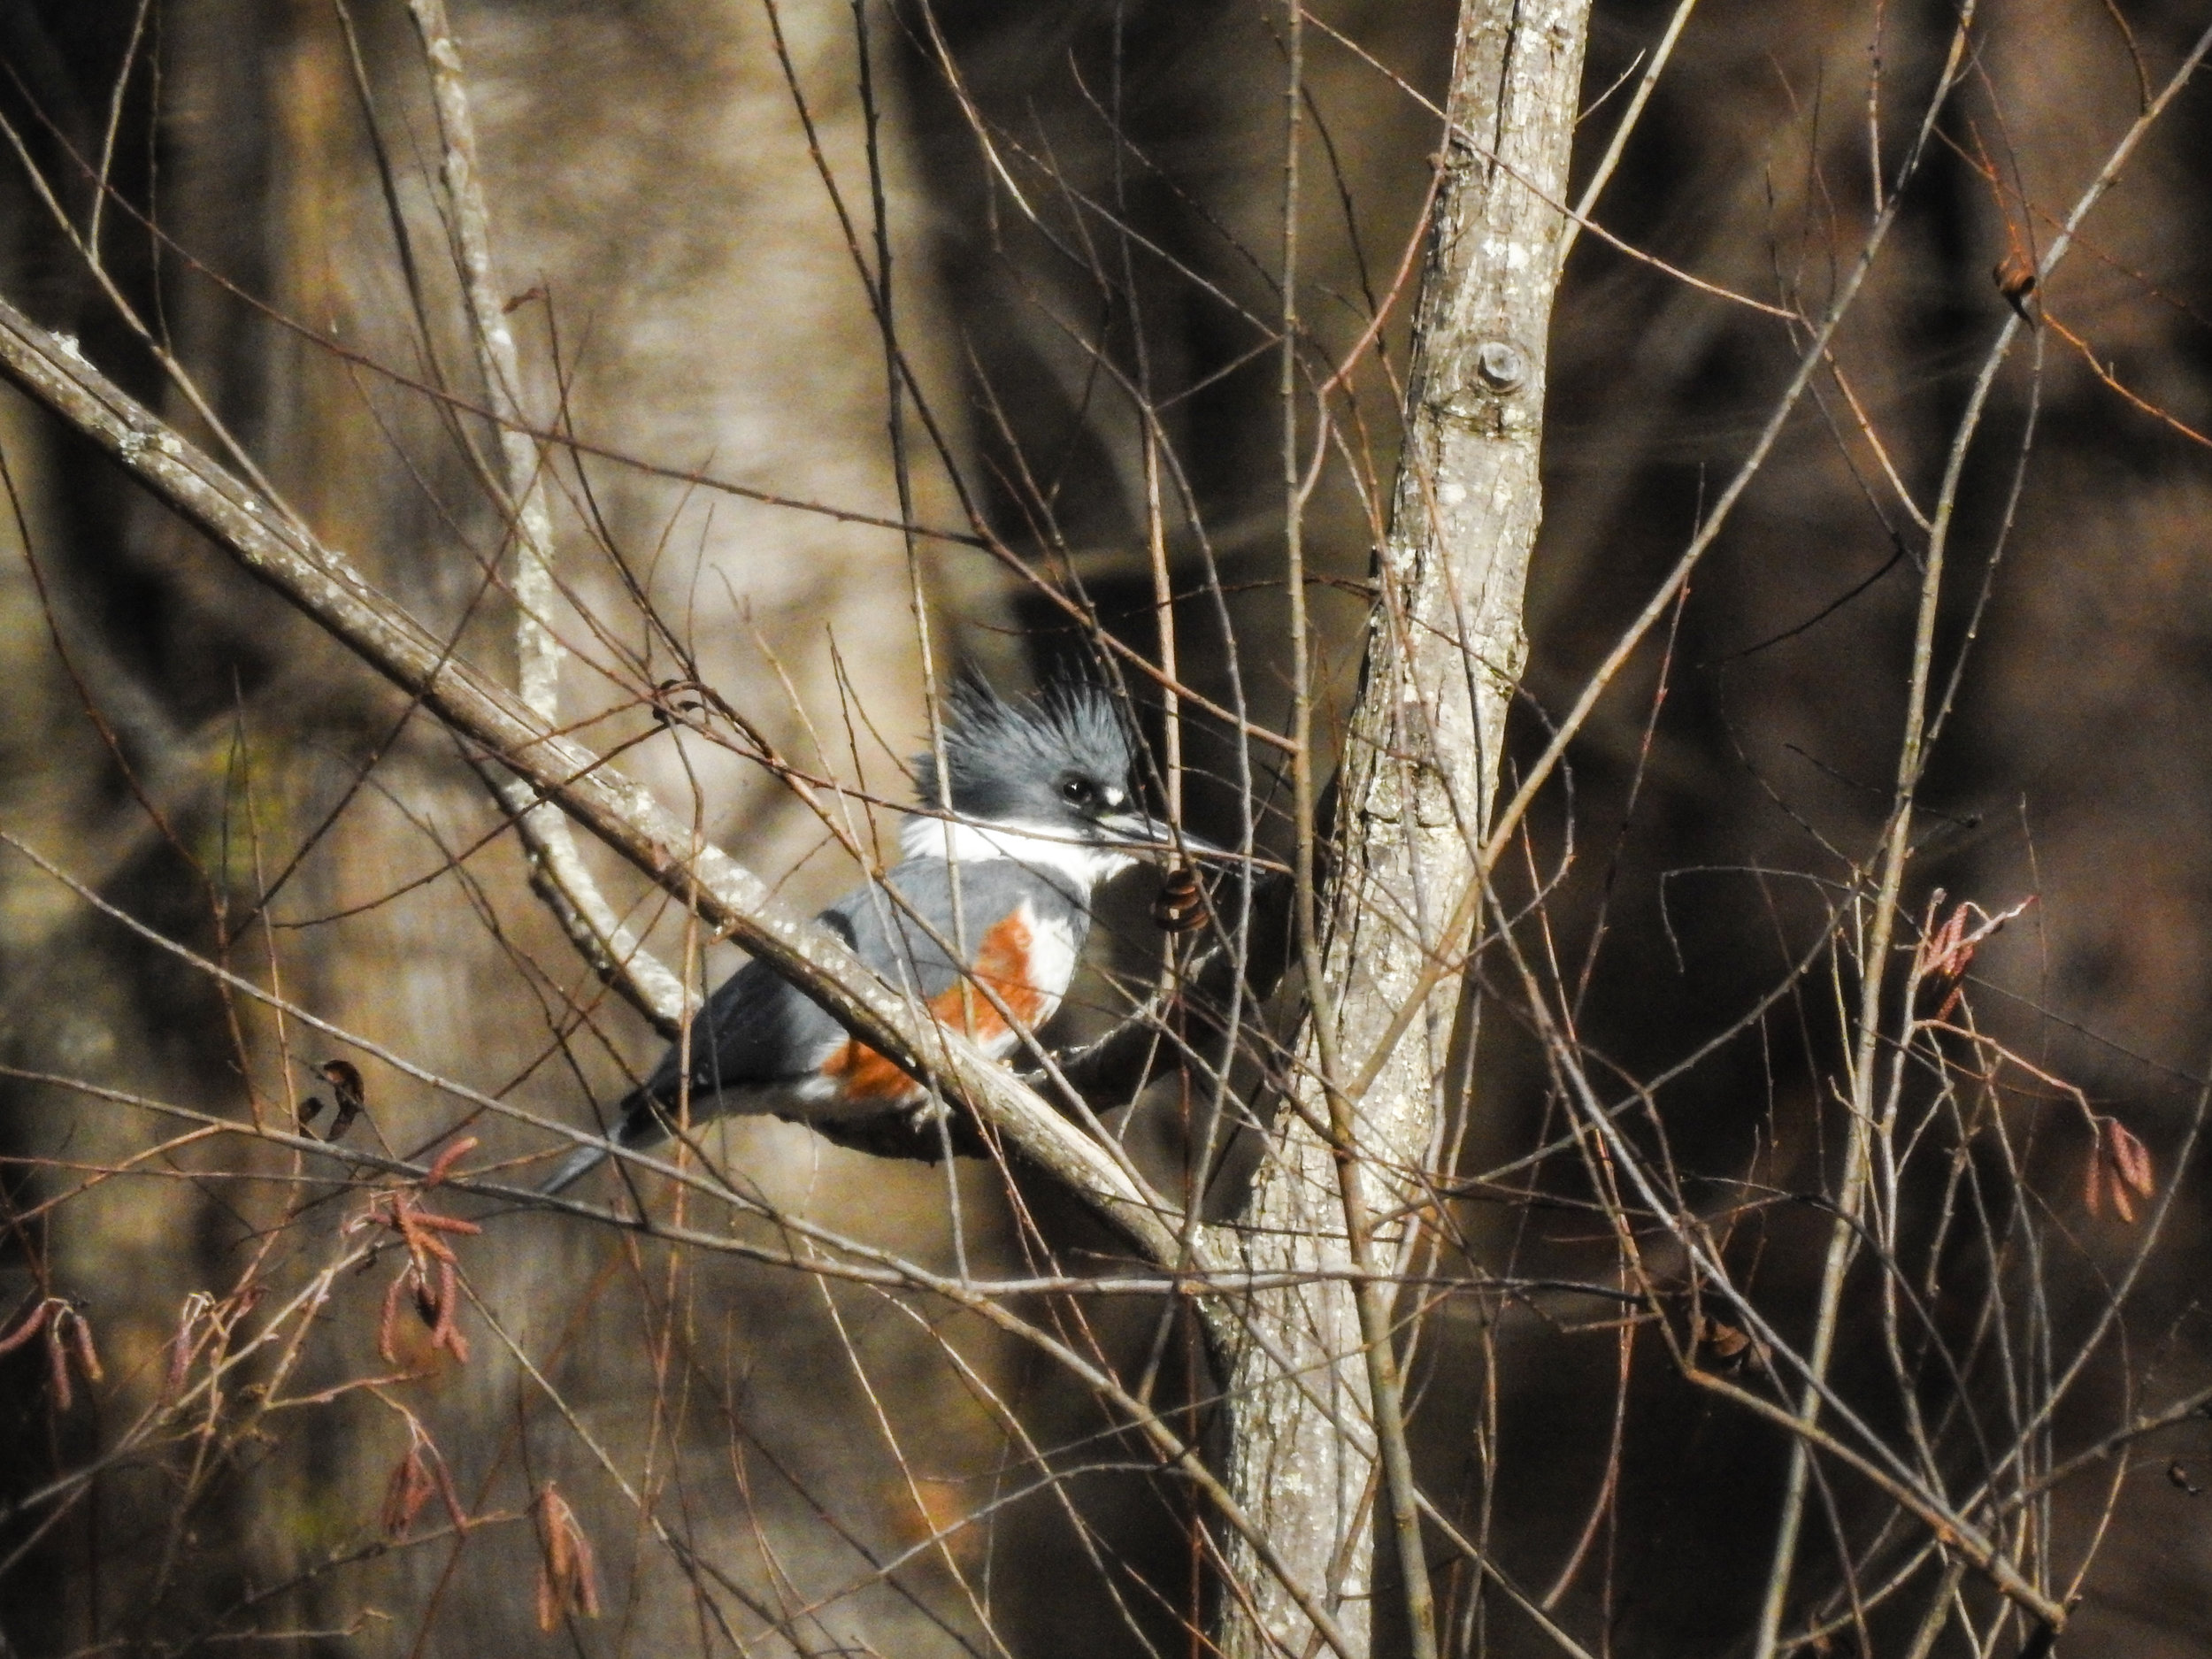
left=1, top=1, right=2208, bottom=1654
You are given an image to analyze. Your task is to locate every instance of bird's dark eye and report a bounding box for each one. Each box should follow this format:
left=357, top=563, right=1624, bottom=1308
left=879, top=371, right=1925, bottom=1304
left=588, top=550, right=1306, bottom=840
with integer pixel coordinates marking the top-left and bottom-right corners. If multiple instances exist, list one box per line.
left=1060, top=775, right=1098, bottom=807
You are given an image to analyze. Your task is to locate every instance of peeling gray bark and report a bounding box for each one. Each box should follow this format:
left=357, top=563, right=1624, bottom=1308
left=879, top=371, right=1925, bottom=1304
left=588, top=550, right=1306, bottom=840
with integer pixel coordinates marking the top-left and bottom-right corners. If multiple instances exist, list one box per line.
left=1215, top=6, right=1590, bottom=1654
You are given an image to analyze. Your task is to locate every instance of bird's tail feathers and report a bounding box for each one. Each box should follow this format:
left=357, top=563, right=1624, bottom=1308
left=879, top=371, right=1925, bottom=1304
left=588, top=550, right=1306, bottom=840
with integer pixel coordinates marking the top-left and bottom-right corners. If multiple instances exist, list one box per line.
left=538, top=1087, right=663, bottom=1195
left=539, top=1139, right=611, bottom=1195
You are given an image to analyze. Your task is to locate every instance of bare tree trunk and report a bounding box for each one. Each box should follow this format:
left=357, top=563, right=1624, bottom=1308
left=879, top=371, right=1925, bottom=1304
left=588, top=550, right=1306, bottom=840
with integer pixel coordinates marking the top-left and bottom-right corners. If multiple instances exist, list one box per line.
left=1216, top=4, right=1589, bottom=1653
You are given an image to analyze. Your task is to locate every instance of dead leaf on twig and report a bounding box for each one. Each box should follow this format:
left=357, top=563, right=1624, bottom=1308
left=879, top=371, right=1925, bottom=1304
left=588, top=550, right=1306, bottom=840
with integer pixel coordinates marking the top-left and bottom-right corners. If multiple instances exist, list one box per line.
left=2088, top=1119, right=2159, bottom=1221
left=2085, top=1116, right=2157, bottom=1225
left=2108, top=1119, right=2154, bottom=1200
left=318, top=1059, right=365, bottom=1141
left=379, top=1415, right=468, bottom=1540
left=1993, top=252, right=2039, bottom=321
left=381, top=1443, right=436, bottom=1540
left=1914, top=893, right=2032, bottom=1020
left=1694, top=1314, right=1768, bottom=1372
left=534, top=1483, right=601, bottom=1629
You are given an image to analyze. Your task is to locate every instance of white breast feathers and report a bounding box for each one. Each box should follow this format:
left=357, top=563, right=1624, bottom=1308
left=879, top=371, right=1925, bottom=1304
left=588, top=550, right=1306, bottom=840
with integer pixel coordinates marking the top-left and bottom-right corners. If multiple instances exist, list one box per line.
left=898, top=815, right=1134, bottom=887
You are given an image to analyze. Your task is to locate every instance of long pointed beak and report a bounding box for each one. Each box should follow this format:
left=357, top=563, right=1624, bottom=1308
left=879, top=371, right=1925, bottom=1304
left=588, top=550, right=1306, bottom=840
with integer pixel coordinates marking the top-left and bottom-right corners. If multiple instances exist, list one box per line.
left=1097, top=810, right=1229, bottom=860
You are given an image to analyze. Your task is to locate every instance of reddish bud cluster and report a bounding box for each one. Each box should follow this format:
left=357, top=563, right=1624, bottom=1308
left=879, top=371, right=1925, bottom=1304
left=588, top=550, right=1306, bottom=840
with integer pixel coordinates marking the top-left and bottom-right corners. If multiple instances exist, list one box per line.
left=349, top=1155, right=483, bottom=1368
left=0, top=1295, right=103, bottom=1410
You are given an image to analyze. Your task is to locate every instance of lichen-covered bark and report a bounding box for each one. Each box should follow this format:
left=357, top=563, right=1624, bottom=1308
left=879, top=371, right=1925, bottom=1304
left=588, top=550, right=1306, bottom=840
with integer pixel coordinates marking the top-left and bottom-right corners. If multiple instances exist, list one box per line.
left=1216, top=5, right=1590, bottom=1653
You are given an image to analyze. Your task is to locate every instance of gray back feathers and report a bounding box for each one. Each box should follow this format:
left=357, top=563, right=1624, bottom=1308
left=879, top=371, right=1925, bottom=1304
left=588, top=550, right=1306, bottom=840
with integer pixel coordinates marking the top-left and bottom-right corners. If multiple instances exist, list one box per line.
left=629, top=852, right=1089, bottom=1115
left=543, top=676, right=1141, bottom=1191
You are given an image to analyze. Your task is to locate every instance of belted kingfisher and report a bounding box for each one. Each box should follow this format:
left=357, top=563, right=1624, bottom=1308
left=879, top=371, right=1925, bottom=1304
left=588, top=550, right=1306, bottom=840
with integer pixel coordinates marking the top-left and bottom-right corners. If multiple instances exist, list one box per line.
left=542, top=678, right=1204, bottom=1194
